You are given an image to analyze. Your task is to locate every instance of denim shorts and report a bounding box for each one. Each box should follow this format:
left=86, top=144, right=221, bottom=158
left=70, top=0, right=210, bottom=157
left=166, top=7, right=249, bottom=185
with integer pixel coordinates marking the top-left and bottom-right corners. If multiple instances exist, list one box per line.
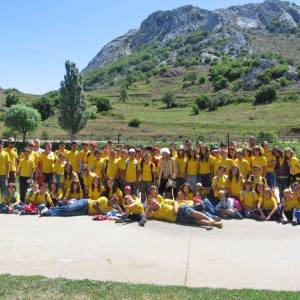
left=176, top=205, right=196, bottom=225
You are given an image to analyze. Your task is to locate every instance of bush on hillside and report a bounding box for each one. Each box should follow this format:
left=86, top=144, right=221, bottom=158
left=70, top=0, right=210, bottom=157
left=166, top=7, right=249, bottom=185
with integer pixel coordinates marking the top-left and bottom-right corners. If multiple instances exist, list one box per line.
left=95, top=97, right=112, bottom=112
left=195, top=94, right=211, bottom=110
left=191, top=104, right=199, bottom=115
left=254, top=84, right=277, bottom=105
left=213, top=77, right=229, bottom=91
left=162, top=91, right=176, bottom=108
left=128, top=118, right=141, bottom=128
left=6, top=93, right=20, bottom=107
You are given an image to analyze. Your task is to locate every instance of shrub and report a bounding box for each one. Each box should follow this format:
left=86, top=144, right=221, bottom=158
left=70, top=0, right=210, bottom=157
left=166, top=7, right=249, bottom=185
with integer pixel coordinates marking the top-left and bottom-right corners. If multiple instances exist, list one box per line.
left=6, top=93, right=20, bottom=107
left=191, top=104, right=199, bottom=115
left=257, top=131, right=277, bottom=143
left=254, top=84, right=277, bottom=105
left=198, top=76, right=206, bottom=84
left=95, top=97, right=111, bottom=112
left=128, top=118, right=141, bottom=127
left=195, top=94, right=211, bottom=110
left=90, top=112, right=97, bottom=120
left=213, top=77, right=229, bottom=91
left=32, top=97, right=55, bottom=121
left=184, top=72, right=198, bottom=84
left=162, top=91, right=176, bottom=108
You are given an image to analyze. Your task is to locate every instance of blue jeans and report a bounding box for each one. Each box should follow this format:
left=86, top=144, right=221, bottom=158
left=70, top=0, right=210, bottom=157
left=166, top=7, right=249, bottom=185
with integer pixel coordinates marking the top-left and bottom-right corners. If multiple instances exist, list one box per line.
left=0, top=203, right=22, bottom=213
left=176, top=205, right=196, bottom=225
left=276, top=177, right=289, bottom=199
left=193, top=198, right=218, bottom=219
left=187, top=176, right=197, bottom=190
left=266, top=172, right=276, bottom=188
left=45, top=199, right=88, bottom=217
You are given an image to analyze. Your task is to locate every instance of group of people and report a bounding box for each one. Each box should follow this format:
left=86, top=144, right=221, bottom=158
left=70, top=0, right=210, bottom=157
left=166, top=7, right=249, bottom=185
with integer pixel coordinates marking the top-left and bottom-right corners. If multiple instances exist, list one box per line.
left=0, top=135, right=300, bottom=228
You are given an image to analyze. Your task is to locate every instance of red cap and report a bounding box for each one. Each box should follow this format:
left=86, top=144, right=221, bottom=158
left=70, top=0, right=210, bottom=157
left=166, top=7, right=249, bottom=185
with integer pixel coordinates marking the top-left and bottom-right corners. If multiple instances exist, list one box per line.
left=124, top=185, right=131, bottom=193
left=89, top=141, right=97, bottom=147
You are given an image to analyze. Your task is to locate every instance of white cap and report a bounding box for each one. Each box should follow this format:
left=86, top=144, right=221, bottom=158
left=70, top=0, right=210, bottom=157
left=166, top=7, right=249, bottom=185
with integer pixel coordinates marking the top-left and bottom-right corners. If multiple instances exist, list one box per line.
left=160, top=148, right=170, bottom=155
left=128, top=148, right=136, bottom=154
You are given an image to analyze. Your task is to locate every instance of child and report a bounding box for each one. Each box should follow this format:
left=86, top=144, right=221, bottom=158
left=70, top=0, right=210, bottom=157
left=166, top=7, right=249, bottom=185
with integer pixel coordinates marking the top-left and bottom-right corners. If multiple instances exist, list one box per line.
left=211, top=166, right=228, bottom=204
left=29, top=182, right=54, bottom=213
left=176, top=183, right=194, bottom=206
left=88, top=176, right=103, bottom=200
left=49, top=181, right=63, bottom=206
left=148, top=185, right=165, bottom=205
left=53, top=153, right=66, bottom=186
left=64, top=179, right=84, bottom=202
left=0, top=183, right=21, bottom=213
left=258, top=188, right=279, bottom=221
left=214, top=190, right=243, bottom=219
left=228, top=165, right=244, bottom=199
left=280, top=189, right=299, bottom=224
left=240, top=180, right=259, bottom=219
left=119, top=185, right=147, bottom=226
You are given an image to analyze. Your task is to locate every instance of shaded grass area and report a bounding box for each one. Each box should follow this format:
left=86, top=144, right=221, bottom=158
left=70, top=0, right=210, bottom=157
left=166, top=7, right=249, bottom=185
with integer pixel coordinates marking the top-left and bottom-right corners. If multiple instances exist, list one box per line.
left=0, top=274, right=299, bottom=300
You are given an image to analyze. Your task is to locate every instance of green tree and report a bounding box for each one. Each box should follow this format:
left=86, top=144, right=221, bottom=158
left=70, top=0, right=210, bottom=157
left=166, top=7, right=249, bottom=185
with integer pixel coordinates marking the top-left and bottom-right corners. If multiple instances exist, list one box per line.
left=58, top=61, right=90, bottom=139
left=120, top=85, right=128, bottom=102
left=95, top=97, right=112, bottom=112
left=4, top=104, right=41, bottom=142
left=254, top=84, right=277, bottom=105
left=32, top=97, right=55, bottom=120
left=162, top=91, right=176, bottom=109
left=6, top=93, right=20, bottom=107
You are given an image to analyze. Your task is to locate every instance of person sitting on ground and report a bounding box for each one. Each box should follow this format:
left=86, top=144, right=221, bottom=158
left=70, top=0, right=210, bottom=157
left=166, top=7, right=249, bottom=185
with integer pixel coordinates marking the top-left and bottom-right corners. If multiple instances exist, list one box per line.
left=176, top=183, right=194, bottom=207
left=211, top=166, right=228, bottom=204
left=214, top=190, right=243, bottom=219
left=147, top=185, right=165, bottom=205
left=63, top=179, right=84, bottom=203
left=258, top=187, right=279, bottom=221
left=49, top=181, right=63, bottom=207
left=145, top=197, right=223, bottom=229
left=101, top=177, right=123, bottom=209
left=240, top=180, right=259, bottom=219
left=118, top=185, right=147, bottom=226
left=88, top=176, right=104, bottom=200
left=25, top=181, right=39, bottom=203
left=0, top=183, right=21, bottom=214
left=280, top=188, right=299, bottom=224
left=28, top=182, right=54, bottom=212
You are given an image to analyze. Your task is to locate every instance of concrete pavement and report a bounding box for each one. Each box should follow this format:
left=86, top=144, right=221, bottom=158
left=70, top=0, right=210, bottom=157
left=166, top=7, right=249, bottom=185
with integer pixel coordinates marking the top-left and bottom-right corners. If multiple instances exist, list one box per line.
left=0, top=215, right=300, bottom=291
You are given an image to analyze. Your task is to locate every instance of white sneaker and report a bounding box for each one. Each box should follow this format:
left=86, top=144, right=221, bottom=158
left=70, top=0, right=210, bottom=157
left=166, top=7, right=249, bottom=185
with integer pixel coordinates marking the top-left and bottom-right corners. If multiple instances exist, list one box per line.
left=40, top=207, right=49, bottom=216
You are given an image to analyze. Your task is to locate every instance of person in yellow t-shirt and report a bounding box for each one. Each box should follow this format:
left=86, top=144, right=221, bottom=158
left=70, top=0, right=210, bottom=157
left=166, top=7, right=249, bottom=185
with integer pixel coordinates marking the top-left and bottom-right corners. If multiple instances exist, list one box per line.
left=235, top=149, right=251, bottom=177
left=252, top=146, right=267, bottom=177
left=124, top=149, right=139, bottom=195
left=64, top=179, right=84, bottom=202
left=214, top=148, right=233, bottom=176
left=281, top=189, right=300, bottom=224
left=240, top=180, right=259, bottom=219
left=5, top=137, right=18, bottom=183
left=101, top=177, right=123, bottom=207
left=67, top=141, right=80, bottom=173
left=0, top=140, right=10, bottom=195
left=198, top=145, right=214, bottom=189
left=175, top=146, right=187, bottom=193
left=37, top=142, right=55, bottom=186
left=53, top=153, right=66, bottom=185
left=49, top=181, right=63, bottom=206
left=17, top=148, right=35, bottom=202
left=29, top=182, right=54, bottom=213
left=60, top=163, right=78, bottom=195
left=87, top=141, right=97, bottom=171
left=55, top=141, right=69, bottom=160
left=258, top=188, right=279, bottom=221
left=227, top=165, right=244, bottom=199
left=0, top=182, right=22, bottom=213
left=88, top=176, right=104, bottom=200
left=176, top=183, right=194, bottom=207
left=145, top=197, right=222, bottom=228
left=284, top=147, right=300, bottom=184
left=186, top=149, right=199, bottom=189
left=79, top=142, right=90, bottom=169
left=211, top=166, right=228, bottom=201
left=102, top=150, right=119, bottom=180
left=80, top=165, right=96, bottom=197
left=93, top=150, right=104, bottom=181
left=139, top=152, right=157, bottom=203
left=250, top=165, right=267, bottom=188
left=118, top=185, right=147, bottom=226
left=261, top=141, right=277, bottom=188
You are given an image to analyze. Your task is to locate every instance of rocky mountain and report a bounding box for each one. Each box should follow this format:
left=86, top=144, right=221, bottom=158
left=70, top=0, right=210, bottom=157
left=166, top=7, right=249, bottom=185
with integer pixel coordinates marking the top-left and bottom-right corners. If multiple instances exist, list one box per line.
left=82, top=0, right=300, bottom=75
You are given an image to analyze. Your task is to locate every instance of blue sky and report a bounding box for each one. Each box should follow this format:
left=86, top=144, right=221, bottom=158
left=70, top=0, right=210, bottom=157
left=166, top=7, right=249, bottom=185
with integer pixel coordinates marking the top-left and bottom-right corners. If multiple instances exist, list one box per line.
left=0, top=0, right=299, bottom=94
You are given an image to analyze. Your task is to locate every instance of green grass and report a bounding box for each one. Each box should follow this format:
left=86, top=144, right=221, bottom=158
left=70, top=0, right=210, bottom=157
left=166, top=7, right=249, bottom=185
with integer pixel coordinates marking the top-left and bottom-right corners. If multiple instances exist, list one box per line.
left=0, top=274, right=299, bottom=300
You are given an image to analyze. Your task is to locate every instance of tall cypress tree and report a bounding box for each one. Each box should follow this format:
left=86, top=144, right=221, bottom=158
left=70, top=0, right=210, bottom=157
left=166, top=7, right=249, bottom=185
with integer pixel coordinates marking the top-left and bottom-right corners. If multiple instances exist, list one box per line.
left=59, top=61, right=90, bottom=139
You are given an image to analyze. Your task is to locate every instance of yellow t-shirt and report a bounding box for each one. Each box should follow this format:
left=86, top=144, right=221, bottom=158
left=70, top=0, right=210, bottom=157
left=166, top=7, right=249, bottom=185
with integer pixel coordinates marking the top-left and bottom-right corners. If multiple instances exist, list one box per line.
left=60, top=173, right=79, bottom=193
left=55, top=149, right=69, bottom=160
left=150, top=200, right=177, bottom=223
left=30, top=192, right=54, bottom=207
left=53, top=160, right=66, bottom=175
left=67, top=150, right=80, bottom=173
left=0, top=150, right=10, bottom=176
left=177, top=191, right=193, bottom=201
left=87, top=152, right=97, bottom=171
left=259, top=196, right=277, bottom=210
left=214, top=158, right=233, bottom=175
left=212, top=175, right=228, bottom=197
left=148, top=194, right=165, bottom=205
left=139, top=161, right=156, bottom=182
left=4, top=147, right=18, bottom=172
left=38, top=152, right=55, bottom=173
left=125, top=159, right=138, bottom=183
left=186, top=159, right=198, bottom=176
left=284, top=195, right=300, bottom=211
left=118, top=158, right=126, bottom=172
left=18, top=158, right=35, bottom=177
left=79, top=149, right=90, bottom=165
left=252, top=156, right=267, bottom=175
left=235, top=159, right=251, bottom=176
left=289, top=157, right=300, bottom=176
left=87, top=197, right=111, bottom=215
left=83, top=172, right=96, bottom=191
left=240, top=190, right=258, bottom=210
left=104, top=159, right=119, bottom=179
left=94, top=159, right=104, bottom=180
left=176, top=157, right=187, bottom=178
left=251, top=175, right=267, bottom=188
left=264, top=150, right=276, bottom=173
left=88, top=186, right=103, bottom=200
left=64, top=189, right=83, bottom=200
left=1, top=192, right=20, bottom=205
left=177, top=199, right=194, bottom=207
left=199, top=155, right=214, bottom=175
left=228, top=177, right=244, bottom=198
left=125, top=200, right=144, bottom=215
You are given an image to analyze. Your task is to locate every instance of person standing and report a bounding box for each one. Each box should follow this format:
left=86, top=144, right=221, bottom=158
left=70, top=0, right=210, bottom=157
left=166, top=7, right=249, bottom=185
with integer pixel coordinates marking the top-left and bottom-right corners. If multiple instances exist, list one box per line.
left=5, top=137, right=18, bottom=183
left=0, top=140, right=10, bottom=196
